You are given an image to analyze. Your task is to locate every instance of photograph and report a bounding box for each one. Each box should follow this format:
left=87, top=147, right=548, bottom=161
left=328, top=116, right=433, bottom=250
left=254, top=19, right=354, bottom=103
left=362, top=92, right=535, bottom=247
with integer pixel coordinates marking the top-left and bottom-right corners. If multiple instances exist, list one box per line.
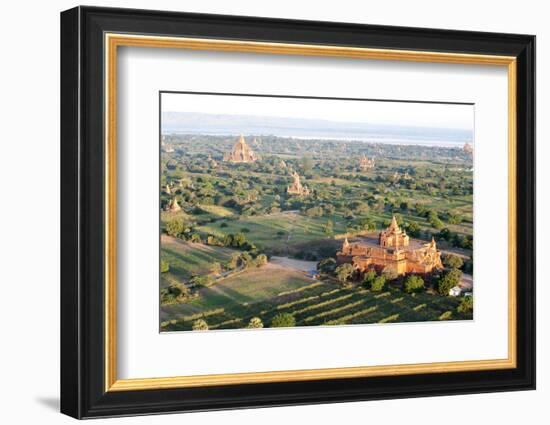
left=159, top=92, right=475, bottom=332
left=56, top=4, right=536, bottom=419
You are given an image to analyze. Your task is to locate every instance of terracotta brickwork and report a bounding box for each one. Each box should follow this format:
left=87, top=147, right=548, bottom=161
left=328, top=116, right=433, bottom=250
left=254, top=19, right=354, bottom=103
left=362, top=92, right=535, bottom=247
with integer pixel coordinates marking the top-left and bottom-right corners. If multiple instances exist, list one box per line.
left=223, top=135, right=259, bottom=163
left=359, top=154, right=375, bottom=170
left=336, top=216, right=443, bottom=276
left=287, top=171, right=310, bottom=196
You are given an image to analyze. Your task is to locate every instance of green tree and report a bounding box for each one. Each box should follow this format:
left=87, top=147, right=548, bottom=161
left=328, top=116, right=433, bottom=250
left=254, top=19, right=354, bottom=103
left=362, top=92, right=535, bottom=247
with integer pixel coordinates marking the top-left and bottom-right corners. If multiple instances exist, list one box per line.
left=317, top=257, right=337, bottom=273
left=457, top=296, right=474, bottom=313
left=301, top=156, right=314, bottom=174
left=362, top=270, right=377, bottom=287
left=226, top=253, right=240, bottom=270
left=238, top=252, right=253, bottom=268
left=232, top=232, right=247, bottom=247
left=404, top=275, right=425, bottom=293
left=405, top=221, right=421, bottom=237
left=439, top=311, right=453, bottom=320
left=442, top=254, right=464, bottom=270
left=248, top=317, right=264, bottom=329
left=335, top=263, right=355, bottom=284
left=305, top=206, right=324, bottom=217
left=437, top=268, right=462, bottom=295
left=371, top=276, right=386, bottom=292
left=192, top=319, right=209, bottom=331
left=254, top=254, right=268, bottom=267
left=209, top=262, right=222, bottom=275
left=189, top=274, right=213, bottom=287
left=324, top=219, right=334, bottom=237
left=160, top=259, right=170, bottom=273
left=271, top=313, right=296, bottom=328
left=160, top=282, right=189, bottom=305
left=206, top=235, right=223, bottom=246
left=165, top=217, right=186, bottom=237
left=190, top=233, right=202, bottom=243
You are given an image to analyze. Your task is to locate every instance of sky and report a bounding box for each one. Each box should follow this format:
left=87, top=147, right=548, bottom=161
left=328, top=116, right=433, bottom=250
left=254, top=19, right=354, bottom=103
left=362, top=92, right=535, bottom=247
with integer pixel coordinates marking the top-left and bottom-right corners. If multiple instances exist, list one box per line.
left=161, top=92, right=474, bottom=131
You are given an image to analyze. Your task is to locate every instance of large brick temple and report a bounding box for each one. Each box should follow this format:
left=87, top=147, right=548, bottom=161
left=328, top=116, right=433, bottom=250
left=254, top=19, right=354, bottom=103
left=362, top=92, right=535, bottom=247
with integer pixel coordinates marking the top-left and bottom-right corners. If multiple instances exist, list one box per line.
left=336, top=216, right=444, bottom=276
left=223, top=135, right=259, bottom=163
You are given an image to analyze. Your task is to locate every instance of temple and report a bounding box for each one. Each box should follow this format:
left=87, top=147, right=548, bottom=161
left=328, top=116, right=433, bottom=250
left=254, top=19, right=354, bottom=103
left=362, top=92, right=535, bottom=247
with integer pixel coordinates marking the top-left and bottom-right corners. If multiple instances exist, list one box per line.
left=336, top=216, right=443, bottom=275
left=223, top=135, right=259, bottom=163
left=165, top=197, right=182, bottom=212
left=287, top=171, right=310, bottom=196
left=359, top=154, right=375, bottom=170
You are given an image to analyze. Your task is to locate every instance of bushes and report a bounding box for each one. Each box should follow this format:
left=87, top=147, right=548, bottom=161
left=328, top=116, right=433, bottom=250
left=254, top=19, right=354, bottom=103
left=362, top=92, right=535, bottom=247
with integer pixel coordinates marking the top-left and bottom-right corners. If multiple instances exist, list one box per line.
left=223, top=232, right=256, bottom=251
left=304, top=206, right=324, bottom=217
left=335, top=263, right=355, bottom=284
left=323, top=219, right=334, bottom=237
left=253, top=254, right=268, bottom=267
left=206, top=235, right=223, bottom=246
left=318, top=257, right=337, bottom=274
left=165, top=217, right=188, bottom=237
left=370, top=276, right=386, bottom=292
left=379, top=314, right=400, bottom=324
left=439, top=311, right=453, bottom=320
left=160, top=282, right=192, bottom=305
left=189, top=274, right=213, bottom=288
left=270, top=313, right=296, bottom=328
left=403, top=275, right=424, bottom=293
left=160, top=259, right=170, bottom=273
left=362, top=270, right=377, bottom=288
left=457, top=296, right=473, bottom=313
left=192, top=319, right=209, bottom=331
left=248, top=317, right=263, bottom=328
left=209, top=262, right=222, bottom=275
left=427, top=210, right=444, bottom=230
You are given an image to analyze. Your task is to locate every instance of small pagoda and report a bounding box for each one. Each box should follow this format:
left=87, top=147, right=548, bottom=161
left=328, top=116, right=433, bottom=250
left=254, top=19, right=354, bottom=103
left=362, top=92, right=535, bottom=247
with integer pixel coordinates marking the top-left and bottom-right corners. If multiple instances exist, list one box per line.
left=359, top=154, right=375, bottom=171
left=463, top=143, right=474, bottom=156
left=287, top=171, right=310, bottom=196
left=165, top=197, right=182, bottom=212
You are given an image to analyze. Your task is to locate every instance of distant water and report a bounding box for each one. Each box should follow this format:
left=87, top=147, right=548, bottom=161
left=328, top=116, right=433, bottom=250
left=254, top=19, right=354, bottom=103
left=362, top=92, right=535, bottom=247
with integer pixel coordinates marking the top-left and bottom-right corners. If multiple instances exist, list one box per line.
left=161, top=111, right=473, bottom=147
left=162, top=130, right=470, bottom=148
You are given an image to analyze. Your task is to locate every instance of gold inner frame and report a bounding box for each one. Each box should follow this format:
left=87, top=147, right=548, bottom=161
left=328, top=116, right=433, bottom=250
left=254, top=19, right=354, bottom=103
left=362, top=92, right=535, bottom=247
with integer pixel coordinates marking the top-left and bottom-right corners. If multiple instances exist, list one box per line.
left=104, top=33, right=517, bottom=392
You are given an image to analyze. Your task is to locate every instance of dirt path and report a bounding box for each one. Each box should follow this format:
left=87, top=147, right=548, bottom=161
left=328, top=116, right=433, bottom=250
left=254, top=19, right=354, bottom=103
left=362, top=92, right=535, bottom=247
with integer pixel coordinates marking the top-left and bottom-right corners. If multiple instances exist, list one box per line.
left=270, top=256, right=317, bottom=273
left=459, top=273, right=473, bottom=291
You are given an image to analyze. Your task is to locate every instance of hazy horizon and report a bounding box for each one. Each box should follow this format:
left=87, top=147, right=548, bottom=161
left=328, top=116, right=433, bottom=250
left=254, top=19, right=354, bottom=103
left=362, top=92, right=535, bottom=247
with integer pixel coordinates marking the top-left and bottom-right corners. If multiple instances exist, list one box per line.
left=161, top=110, right=473, bottom=147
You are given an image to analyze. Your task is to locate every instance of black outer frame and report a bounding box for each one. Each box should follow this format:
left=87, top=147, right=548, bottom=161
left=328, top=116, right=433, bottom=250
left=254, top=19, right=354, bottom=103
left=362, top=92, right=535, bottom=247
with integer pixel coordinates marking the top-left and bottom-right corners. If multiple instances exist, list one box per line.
left=60, top=5, right=536, bottom=419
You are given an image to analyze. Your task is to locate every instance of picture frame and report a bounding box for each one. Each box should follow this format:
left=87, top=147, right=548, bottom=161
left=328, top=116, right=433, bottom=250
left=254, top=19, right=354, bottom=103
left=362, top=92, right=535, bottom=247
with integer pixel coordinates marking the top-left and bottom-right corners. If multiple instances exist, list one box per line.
left=60, top=5, right=535, bottom=419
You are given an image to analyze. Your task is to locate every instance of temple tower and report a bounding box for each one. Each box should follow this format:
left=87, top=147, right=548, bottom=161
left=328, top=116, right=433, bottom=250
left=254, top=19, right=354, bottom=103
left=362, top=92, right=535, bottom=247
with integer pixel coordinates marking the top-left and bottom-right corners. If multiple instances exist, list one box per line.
left=167, top=197, right=181, bottom=212
left=287, top=171, right=310, bottom=196
left=223, top=135, right=259, bottom=163
left=360, top=154, right=375, bottom=171
left=379, top=216, right=409, bottom=249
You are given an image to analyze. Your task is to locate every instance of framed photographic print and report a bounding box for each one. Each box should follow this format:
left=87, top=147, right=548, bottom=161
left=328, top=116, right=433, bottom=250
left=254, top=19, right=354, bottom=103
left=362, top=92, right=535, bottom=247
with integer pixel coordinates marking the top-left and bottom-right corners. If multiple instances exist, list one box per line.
left=60, top=6, right=536, bottom=419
